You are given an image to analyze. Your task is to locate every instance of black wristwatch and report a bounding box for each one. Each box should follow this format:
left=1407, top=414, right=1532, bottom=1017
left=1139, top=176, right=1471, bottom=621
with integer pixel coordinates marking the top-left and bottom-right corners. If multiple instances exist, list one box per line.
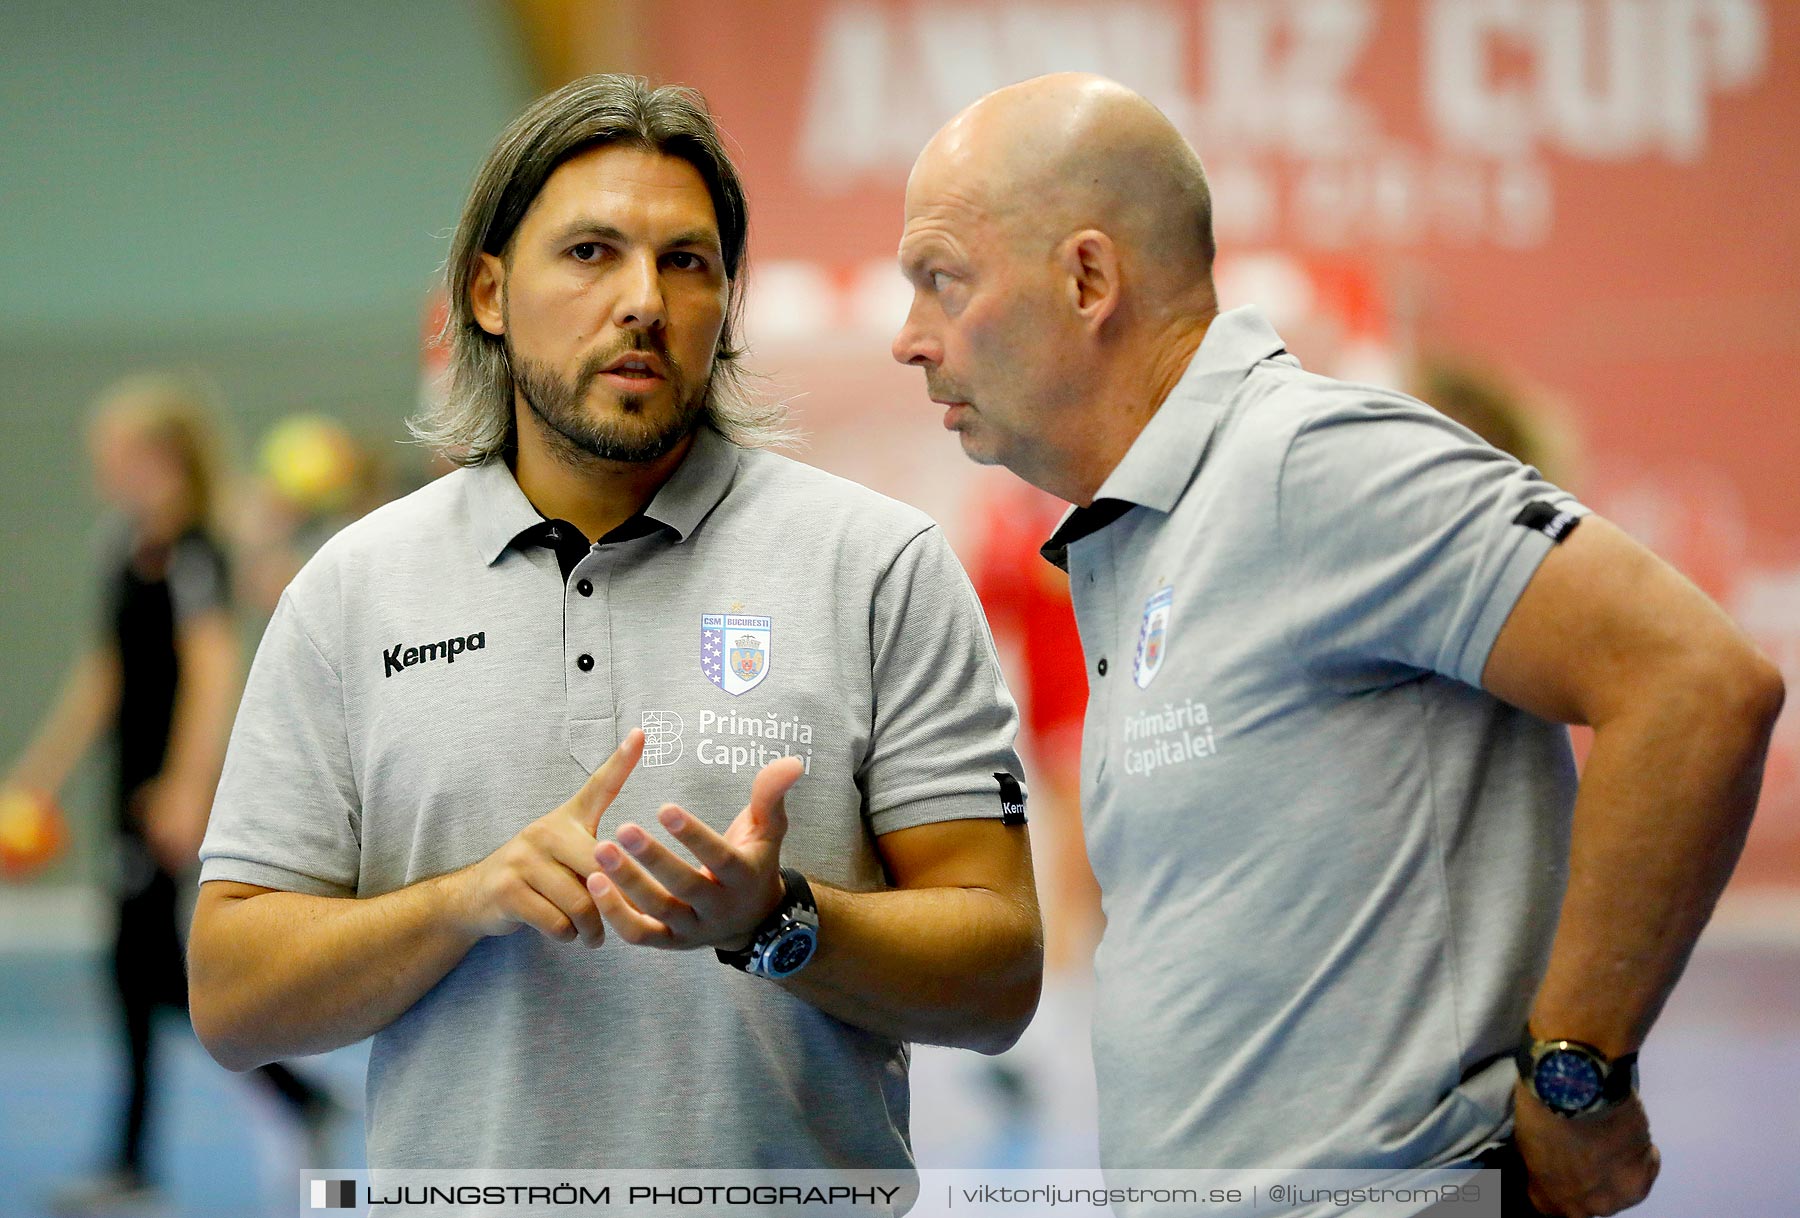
left=1516, top=1029, right=1639, bottom=1119
left=716, top=868, right=819, bottom=979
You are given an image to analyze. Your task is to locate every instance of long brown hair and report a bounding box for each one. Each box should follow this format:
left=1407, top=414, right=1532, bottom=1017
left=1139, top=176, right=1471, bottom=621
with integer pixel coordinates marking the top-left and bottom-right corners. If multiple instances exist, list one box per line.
left=414, top=73, right=793, bottom=465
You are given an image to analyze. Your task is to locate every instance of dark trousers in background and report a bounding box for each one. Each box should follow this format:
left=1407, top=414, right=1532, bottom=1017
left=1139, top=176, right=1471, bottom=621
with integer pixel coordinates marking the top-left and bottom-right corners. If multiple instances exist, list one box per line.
left=110, top=841, right=326, bottom=1176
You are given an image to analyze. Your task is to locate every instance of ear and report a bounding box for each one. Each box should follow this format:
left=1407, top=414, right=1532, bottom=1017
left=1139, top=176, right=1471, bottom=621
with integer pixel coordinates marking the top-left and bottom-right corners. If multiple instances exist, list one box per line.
left=470, top=252, right=507, bottom=337
left=1060, top=230, right=1122, bottom=329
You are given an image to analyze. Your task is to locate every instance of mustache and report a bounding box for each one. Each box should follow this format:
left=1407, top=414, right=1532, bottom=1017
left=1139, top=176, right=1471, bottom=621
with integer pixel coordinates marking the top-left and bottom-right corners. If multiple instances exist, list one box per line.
left=575, top=333, right=680, bottom=395
left=924, top=374, right=968, bottom=403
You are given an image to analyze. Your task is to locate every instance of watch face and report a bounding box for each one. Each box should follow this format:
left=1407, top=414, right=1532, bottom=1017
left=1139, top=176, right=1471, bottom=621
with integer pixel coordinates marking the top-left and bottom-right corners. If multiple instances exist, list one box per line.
left=1534, top=1048, right=1604, bottom=1113
left=762, top=925, right=818, bottom=978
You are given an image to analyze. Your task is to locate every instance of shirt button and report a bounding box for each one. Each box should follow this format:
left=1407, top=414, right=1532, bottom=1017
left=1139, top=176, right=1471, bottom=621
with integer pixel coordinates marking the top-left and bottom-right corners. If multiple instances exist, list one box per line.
left=576, top=654, right=595, bottom=672
left=576, top=579, right=593, bottom=597
left=1097, top=658, right=1108, bottom=676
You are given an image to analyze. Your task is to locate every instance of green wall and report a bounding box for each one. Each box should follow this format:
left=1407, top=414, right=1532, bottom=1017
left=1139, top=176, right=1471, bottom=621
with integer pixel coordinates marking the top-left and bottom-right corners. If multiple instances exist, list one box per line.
left=0, top=2, right=535, bottom=880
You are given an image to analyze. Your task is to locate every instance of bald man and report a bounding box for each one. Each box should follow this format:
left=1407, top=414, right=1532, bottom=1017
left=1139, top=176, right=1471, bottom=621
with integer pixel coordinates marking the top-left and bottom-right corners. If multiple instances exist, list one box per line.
left=893, top=74, right=1783, bottom=1218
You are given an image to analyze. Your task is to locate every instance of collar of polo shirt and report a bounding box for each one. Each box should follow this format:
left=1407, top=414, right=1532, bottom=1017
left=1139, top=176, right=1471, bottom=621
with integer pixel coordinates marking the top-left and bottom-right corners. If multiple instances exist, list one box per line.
left=464, top=424, right=742, bottom=568
left=1041, top=305, right=1293, bottom=570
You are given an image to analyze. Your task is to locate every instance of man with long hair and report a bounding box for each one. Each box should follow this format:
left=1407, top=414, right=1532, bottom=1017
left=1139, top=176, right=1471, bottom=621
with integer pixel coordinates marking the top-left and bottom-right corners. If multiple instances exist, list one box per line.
left=188, top=76, right=1041, bottom=1175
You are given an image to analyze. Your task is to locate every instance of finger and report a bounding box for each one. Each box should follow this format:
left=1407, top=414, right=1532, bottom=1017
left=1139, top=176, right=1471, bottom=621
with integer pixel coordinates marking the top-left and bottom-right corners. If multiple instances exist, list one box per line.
left=528, top=867, right=606, bottom=946
left=744, top=756, right=804, bottom=842
left=573, top=730, right=646, bottom=834
left=511, top=882, right=582, bottom=944
left=594, top=841, right=696, bottom=934
left=657, top=804, right=741, bottom=884
left=586, top=870, right=675, bottom=947
left=541, top=814, right=613, bottom=881
left=615, top=822, right=720, bottom=909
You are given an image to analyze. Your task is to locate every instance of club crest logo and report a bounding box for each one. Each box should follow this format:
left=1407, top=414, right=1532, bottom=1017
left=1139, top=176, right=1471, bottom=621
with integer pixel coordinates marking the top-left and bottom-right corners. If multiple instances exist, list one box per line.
left=1134, top=586, right=1173, bottom=689
left=702, top=612, right=772, bottom=696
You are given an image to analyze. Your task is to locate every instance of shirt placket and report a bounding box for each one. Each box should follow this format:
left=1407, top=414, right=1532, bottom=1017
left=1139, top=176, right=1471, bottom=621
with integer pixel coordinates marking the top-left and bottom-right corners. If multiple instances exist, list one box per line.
left=565, top=543, right=618, bottom=772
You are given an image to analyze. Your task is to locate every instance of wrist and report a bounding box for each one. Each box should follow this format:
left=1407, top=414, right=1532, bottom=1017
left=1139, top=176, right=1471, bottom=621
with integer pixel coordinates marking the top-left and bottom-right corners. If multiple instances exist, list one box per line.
left=1516, top=1027, right=1640, bottom=1119
left=438, top=866, right=493, bottom=941
left=717, top=869, right=820, bottom=979
left=717, top=872, right=788, bottom=952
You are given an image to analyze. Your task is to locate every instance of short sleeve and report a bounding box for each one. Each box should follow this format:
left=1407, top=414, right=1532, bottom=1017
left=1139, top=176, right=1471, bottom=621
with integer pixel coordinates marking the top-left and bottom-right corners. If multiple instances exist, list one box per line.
left=167, top=534, right=232, bottom=624
left=1275, top=397, right=1588, bottom=689
left=860, top=527, right=1027, bottom=837
left=198, top=590, right=361, bottom=896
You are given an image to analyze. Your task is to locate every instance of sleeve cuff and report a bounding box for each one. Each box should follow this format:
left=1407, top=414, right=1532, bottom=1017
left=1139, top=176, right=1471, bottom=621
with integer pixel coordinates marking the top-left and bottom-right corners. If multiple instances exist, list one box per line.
left=198, top=856, right=356, bottom=898
left=1448, top=499, right=1591, bottom=688
left=868, top=788, right=1022, bottom=837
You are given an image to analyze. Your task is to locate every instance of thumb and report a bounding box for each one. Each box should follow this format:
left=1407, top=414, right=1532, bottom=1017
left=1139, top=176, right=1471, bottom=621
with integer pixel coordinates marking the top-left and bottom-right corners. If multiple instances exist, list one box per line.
left=744, top=755, right=804, bottom=844
left=573, top=729, right=645, bottom=834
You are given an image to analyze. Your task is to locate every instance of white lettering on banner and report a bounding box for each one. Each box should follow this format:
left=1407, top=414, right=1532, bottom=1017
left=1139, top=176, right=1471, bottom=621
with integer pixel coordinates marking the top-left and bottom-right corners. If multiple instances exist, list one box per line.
left=798, top=0, right=1768, bottom=246
left=1200, top=0, right=1376, bottom=156
left=1426, top=0, right=1768, bottom=162
left=800, top=2, right=1187, bottom=188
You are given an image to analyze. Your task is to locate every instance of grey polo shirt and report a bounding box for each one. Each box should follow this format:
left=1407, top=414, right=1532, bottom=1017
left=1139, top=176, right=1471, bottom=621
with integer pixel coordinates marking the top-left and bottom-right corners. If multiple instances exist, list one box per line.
left=1045, top=306, right=1587, bottom=1183
left=198, top=424, right=1024, bottom=1171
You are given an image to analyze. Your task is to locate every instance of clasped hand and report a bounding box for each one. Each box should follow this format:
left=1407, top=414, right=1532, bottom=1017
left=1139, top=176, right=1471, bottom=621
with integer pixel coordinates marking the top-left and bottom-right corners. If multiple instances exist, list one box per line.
left=589, top=752, right=804, bottom=951
left=456, top=728, right=804, bottom=952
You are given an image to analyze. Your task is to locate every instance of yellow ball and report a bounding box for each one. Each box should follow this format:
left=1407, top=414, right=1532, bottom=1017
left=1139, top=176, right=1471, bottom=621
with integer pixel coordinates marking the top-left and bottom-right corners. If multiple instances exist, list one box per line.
left=260, top=415, right=358, bottom=514
left=0, top=788, right=66, bottom=878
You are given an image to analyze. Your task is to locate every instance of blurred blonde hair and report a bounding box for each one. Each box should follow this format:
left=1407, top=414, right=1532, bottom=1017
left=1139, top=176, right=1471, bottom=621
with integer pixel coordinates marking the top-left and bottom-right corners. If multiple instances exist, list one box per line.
left=89, top=372, right=229, bottom=530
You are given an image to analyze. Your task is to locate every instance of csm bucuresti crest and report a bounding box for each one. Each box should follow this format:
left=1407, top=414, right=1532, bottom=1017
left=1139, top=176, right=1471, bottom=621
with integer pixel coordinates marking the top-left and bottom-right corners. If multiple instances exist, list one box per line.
left=702, top=612, right=772, bottom=696
left=1134, top=586, right=1173, bottom=689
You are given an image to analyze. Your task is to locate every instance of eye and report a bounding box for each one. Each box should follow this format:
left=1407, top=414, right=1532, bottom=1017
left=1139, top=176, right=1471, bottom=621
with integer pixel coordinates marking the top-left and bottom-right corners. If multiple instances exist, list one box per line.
left=929, top=270, right=953, bottom=293
left=570, top=242, right=602, bottom=261
left=666, top=251, right=708, bottom=271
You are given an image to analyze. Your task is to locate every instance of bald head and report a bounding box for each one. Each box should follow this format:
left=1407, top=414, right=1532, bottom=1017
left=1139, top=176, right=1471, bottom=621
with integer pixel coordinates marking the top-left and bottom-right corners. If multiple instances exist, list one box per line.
left=894, top=75, right=1220, bottom=503
left=911, top=73, right=1215, bottom=293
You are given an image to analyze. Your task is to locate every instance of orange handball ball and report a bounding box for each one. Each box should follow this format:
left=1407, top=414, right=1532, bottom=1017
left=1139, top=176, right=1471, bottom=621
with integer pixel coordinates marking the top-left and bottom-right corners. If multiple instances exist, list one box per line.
left=0, top=788, right=67, bottom=878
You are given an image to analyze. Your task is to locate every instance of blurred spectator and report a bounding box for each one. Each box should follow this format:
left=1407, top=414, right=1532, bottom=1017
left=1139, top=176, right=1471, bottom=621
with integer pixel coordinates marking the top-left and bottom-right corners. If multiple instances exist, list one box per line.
left=237, top=412, right=395, bottom=616
left=1412, top=355, right=1580, bottom=487
left=2, top=374, right=343, bottom=1214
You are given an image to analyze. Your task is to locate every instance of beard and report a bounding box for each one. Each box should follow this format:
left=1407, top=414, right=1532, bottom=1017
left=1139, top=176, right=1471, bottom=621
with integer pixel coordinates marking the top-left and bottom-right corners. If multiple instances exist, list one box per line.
left=509, top=334, right=709, bottom=465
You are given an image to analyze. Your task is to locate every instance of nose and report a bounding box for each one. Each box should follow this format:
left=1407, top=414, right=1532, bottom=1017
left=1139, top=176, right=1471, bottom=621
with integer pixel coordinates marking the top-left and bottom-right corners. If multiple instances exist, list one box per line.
left=891, top=299, right=940, bottom=368
left=613, top=251, right=666, bottom=334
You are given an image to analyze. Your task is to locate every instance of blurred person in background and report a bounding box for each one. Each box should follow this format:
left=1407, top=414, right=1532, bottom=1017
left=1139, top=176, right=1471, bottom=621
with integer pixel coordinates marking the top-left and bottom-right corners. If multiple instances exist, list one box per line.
left=236, top=413, right=396, bottom=617
left=893, top=74, right=1784, bottom=1217
left=963, top=479, right=1102, bottom=1148
left=1411, top=357, right=1580, bottom=489
left=3, top=374, right=343, bottom=1215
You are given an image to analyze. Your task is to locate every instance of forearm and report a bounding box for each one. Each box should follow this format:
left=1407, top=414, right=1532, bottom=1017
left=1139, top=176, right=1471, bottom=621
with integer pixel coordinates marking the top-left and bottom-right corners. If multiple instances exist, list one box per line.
left=7, top=650, right=118, bottom=793
left=777, top=881, right=1042, bottom=1054
left=189, top=869, right=484, bottom=1071
left=1529, top=664, right=1782, bottom=1054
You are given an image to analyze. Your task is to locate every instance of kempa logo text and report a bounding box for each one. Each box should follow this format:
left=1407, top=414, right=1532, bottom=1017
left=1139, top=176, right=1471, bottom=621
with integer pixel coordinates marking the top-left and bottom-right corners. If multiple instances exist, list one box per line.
left=383, top=632, right=486, bottom=678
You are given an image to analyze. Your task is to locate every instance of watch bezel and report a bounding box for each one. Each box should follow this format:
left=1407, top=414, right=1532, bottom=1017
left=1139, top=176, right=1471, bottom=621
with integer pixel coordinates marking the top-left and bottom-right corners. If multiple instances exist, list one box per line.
left=1518, top=1033, right=1637, bottom=1119
left=751, top=921, right=819, bottom=978
left=1530, top=1045, right=1606, bottom=1114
